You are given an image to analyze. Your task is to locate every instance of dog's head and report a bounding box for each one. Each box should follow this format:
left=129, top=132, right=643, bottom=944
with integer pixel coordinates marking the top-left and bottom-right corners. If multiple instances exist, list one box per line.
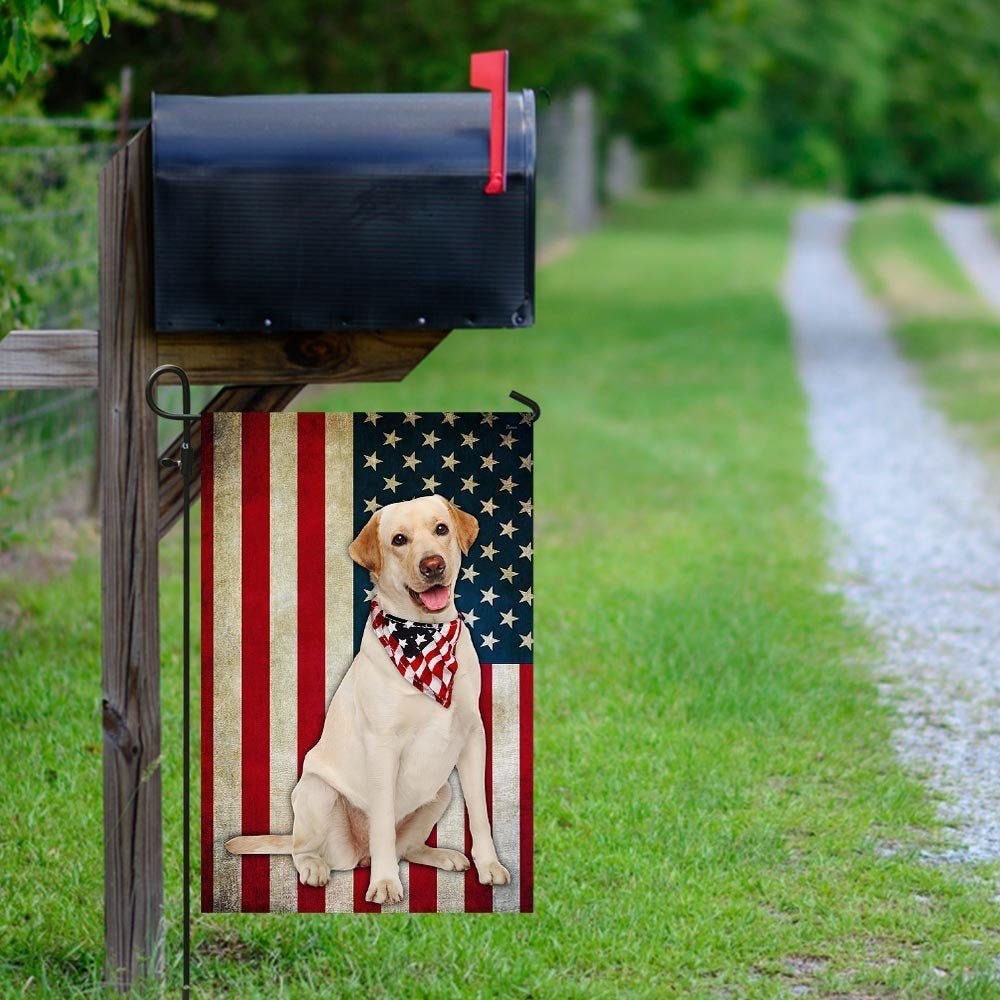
left=349, top=494, right=479, bottom=621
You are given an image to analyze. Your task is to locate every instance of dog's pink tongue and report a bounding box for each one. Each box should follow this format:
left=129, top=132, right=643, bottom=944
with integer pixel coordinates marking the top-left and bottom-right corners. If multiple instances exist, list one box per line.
left=420, top=585, right=451, bottom=612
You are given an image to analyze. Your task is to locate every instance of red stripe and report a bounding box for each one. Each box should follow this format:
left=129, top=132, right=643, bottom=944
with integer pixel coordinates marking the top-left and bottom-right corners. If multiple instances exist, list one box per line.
left=407, top=814, right=438, bottom=913
left=519, top=663, right=534, bottom=913
left=465, top=663, right=494, bottom=912
left=296, top=412, right=328, bottom=913
left=240, top=413, right=271, bottom=912
left=406, top=807, right=438, bottom=912
left=200, top=415, right=214, bottom=913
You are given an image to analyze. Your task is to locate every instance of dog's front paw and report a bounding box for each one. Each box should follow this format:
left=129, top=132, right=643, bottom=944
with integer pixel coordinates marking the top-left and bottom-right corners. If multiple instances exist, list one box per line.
left=476, top=860, right=510, bottom=886
left=365, top=875, right=404, bottom=904
left=296, top=855, right=330, bottom=887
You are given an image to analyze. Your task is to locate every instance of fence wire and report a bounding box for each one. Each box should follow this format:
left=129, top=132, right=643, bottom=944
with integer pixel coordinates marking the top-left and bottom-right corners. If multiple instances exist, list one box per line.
left=0, top=113, right=118, bottom=540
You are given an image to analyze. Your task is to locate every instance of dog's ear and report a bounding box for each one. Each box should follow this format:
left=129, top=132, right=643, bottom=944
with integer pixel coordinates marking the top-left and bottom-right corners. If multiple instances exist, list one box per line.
left=443, top=498, right=479, bottom=554
left=348, top=511, right=383, bottom=576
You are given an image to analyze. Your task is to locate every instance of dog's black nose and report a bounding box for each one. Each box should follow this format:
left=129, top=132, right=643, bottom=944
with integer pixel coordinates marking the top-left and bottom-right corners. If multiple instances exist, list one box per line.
left=419, top=555, right=446, bottom=579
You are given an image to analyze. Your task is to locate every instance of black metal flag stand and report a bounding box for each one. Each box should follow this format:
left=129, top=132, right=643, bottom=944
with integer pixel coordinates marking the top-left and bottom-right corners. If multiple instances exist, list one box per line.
left=145, top=365, right=197, bottom=999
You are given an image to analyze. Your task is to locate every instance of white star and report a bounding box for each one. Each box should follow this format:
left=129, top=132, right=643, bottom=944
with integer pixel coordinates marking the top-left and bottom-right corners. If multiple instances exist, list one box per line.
left=364, top=413, right=382, bottom=425
left=500, top=565, right=517, bottom=583
left=481, top=452, right=498, bottom=472
left=520, top=412, right=533, bottom=424
left=461, top=430, right=479, bottom=448
left=519, top=542, right=534, bottom=560
left=442, top=452, right=459, bottom=471
left=422, top=430, right=440, bottom=448
left=499, top=475, right=516, bottom=494
left=500, top=431, right=517, bottom=449
left=480, top=497, right=498, bottom=515
left=519, top=631, right=533, bottom=650
left=479, top=631, right=499, bottom=650
left=441, top=412, right=458, bottom=426
left=519, top=587, right=533, bottom=606
left=364, top=497, right=381, bottom=513
left=500, top=609, right=517, bottom=628
left=480, top=541, right=498, bottom=560
left=461, top=475, right=478, bottom=493
left=364, top=451, right=382, bottom=470
left=481, top=413, right=497, bottom=426
left=383, top=429, right=401, bottom=448
left=403, top=413, right=420, bottom=425
left=461, top=564, right=480, bottom=583
left=364, top=585, right=378, bottom=601
left=520, top=499, right=533, bottom=515
left=520, top=454, right=533, bottom=471
left=383, top=474, right=401, bottom=493
left=463, top=607, right=479, bottom=628
left=499, top=520, right=517, bottom=538
left=422, top=475, right=441, bottom=492
left=480, top=587, right=498, bottom=605
left=402, top=452, right=421, bottom=471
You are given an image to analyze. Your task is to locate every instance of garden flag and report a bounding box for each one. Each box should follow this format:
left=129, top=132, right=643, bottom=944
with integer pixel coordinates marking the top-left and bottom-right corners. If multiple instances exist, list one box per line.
left=202, top=411, right=534, bottom=913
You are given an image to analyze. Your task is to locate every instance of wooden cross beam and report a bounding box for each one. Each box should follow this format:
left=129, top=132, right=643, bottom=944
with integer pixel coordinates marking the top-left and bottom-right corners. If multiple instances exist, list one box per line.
left=0, top=124, right=449, bottom=993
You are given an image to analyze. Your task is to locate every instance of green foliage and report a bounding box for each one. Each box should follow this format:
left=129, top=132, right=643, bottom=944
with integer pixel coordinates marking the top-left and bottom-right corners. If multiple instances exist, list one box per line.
left=0, top=247, right=37, bottom=334
left=0, top=0, right=110, bottom=82
left=1, top=0, right=214, bottom=84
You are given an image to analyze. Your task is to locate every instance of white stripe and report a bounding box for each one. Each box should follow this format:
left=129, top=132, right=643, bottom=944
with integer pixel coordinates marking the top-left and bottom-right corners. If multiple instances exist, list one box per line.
left=269, top=413, right=300, bottom=912
left=436, top=770, right=466, bottom=912
left=382, top=862, right=411, bottom=915
left=490, top=664, right=521, bottom=911
left=324, top=413, right=357, bottom=913
left=212, top=413, right=243, bottom=912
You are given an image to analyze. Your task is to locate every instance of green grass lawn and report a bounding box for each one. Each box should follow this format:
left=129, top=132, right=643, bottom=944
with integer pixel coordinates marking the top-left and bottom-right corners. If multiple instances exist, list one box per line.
left=849, top=197, right=1000, bottom=464
left=2, top=193, right=998, bottom=997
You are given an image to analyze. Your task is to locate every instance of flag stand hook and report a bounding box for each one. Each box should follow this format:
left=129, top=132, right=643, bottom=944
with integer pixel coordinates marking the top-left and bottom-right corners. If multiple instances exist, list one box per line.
left=509, top=391, right=540, bottom=424
left=145, top=364, right=197, bottom=999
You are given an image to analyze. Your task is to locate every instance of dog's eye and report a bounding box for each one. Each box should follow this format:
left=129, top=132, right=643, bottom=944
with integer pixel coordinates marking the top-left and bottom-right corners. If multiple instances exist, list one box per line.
left=435, top=523, right=449, bottom=536
left=391, top=533, right=408, bottom=547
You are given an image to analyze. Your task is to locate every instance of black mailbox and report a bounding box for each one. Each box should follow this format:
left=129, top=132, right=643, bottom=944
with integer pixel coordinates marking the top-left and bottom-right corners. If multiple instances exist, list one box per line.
left=151, top=89, right=536, bottom=333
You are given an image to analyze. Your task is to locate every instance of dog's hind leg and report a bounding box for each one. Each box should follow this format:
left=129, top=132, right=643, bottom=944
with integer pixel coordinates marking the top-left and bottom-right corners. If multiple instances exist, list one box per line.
left=291, top=773, right=339, bottom=887
left=398, top=782, right=470, bottom=872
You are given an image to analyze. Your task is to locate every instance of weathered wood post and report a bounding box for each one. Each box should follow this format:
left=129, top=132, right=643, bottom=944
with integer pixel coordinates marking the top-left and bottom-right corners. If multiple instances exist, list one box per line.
left=98, top=128, right=164, bottom=988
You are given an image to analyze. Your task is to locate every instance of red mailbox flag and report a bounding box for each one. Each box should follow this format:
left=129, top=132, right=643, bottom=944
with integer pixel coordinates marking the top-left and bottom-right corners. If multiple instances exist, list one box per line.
left=470, top=49, right=509, bottom=194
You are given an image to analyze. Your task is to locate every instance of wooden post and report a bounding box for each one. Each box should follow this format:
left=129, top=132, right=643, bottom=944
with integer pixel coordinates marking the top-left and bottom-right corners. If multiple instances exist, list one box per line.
left=99, top=128, right=163, bottom=990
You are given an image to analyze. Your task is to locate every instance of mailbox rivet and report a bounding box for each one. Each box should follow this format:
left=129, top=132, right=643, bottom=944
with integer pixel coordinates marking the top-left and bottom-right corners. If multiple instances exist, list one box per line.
left=417, top=316, right=427, bottom=327
left=264, top=318, right=273, bottom=328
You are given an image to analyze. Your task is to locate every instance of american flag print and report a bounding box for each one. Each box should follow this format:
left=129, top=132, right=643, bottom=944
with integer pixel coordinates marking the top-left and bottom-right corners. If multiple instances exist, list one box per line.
left=202, top=410, right=534, bottom=913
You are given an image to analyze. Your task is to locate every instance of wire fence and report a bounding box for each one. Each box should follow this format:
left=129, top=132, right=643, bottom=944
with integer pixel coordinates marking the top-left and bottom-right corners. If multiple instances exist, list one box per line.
left=0, top=113, right=115, bottom=542
left=0, top=87, right=639, bottom=544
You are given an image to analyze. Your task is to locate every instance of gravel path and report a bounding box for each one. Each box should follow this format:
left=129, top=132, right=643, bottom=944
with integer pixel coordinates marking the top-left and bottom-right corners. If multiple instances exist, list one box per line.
left=935, top=205, right=1000, bottom=311
left=782, top=202, right=1000, bottom=863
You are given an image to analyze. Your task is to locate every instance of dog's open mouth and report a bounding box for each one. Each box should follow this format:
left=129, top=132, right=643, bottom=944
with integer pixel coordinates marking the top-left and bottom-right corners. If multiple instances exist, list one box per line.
left=407, top=584, right=451, bottom=613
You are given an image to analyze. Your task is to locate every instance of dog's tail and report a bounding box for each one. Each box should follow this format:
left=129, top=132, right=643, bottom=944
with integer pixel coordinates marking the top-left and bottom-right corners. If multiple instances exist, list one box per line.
left=225, top=834, right=293, bottom=856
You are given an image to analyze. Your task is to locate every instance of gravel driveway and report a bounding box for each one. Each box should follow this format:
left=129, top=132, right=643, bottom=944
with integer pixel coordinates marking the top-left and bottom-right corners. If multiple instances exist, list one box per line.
left=935, top=205, right=1000, bottom=311
left=782, top=202, right=1000, bottom=863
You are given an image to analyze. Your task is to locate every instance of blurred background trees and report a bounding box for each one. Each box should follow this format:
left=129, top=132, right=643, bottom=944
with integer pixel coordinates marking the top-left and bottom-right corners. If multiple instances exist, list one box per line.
left=6, top=0, right=1000, bottom=200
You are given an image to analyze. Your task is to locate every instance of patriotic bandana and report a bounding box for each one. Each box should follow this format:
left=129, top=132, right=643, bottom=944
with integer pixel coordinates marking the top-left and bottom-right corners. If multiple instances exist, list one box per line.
left=370, top=599, right=463, bottom=708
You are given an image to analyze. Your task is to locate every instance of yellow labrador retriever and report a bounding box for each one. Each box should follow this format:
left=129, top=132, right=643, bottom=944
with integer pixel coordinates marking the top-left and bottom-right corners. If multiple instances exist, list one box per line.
left=226, top=494, right=509, bottom=904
